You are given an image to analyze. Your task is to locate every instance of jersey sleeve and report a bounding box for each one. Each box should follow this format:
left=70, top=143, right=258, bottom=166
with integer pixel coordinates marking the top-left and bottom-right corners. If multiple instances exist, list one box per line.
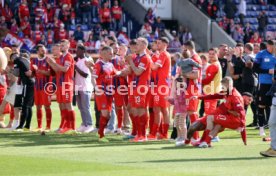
left=254, top=52, right=262, bottom=64
left=202, top=64, right=219, bottom=85
left=30, top=59, right=34, bottom=72
left=92, top=63, right=101, bottom=78
left=138, top=56, right=149, bottom=71
left=64, top=55, right=73, bottom=68
left=155, top=53, right=165, bottom=68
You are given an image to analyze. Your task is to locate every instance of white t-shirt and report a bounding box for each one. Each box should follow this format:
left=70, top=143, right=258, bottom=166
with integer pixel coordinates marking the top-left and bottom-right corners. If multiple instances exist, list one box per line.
left=75, top=57, right=93, bottom=92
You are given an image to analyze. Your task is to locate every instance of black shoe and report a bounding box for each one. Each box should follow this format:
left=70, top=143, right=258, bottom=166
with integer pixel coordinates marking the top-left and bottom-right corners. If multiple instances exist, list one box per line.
left=246, top=123, right=254, bottom=127
left=264, top=124, right=269, bottom=129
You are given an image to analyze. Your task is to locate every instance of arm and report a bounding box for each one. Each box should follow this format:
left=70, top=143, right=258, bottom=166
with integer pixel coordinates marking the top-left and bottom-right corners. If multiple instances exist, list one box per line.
left=47, top=57, right=69, bottom=73
left=198, top=93, right=225, bottom=100
left=202, top=64, right=218, bottom=85
left=75, top=64, right=88, bottom=78
left=128, top=58, right=144, bottom=76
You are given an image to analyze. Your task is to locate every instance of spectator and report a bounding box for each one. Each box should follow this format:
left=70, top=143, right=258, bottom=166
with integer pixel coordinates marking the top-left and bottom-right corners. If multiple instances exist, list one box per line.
left=243, top=22, right=253, bottom=43
left=203, top=0, right=218, bottom=20
left=232, top=24, right=244, bottom=42
left=226, top=19, right=235, bottom=35
left=238, top=0, right=247, bottom=26
left=218, top=44, right=229, bottom=78
left=46, top=3, right=55, bottom=26
left=111, top=0, right=122, bottom=32
left=73, top=25, right=84, bottom=42
left=34, top=0, right=46, bottom=23
left=70, top=8, right=76, bottom=26
left=180, top=27, right=192, bottom=45
left=10, top=18, right=19, bottom=34
left=18, top=0, right=30, bottom=22
left=69, top=35, right=77, bottom=51
left=139, top=22, right=152, bottom=37
left=0, top=16, right=7, bottom=29
left=46, top=28, right=54, bottom=49
left=58, top=23, right=68, bottom=41
left=20, top=16, right=31, bottom=37
left=117, top=27, right=130, bottom=45
left=257, top=11, right=268, bottom=40
left=59, top=4, right=71, bottom=29
left=53, top=16, right=63, bottom=42
left=253, top=43, right=261, bottom=54
left=84, top=34, right=95, bottom=53
left=250, top=32, right=262, bottom=43
left=144, top=7, right=155, bottom=26
left=224, top=0, right=237, bottom=20
left=196, top=0, right=206, bottom=10
left=93, top=23, right=103, bottom=38
left=99, top=2, right=111, bottom=30
left=153, top=16, right=165, bottom=34
left=33, top=25, right=43, bottom=44
left=168, top=31, right=182, bottom=53
left=80, top=0, right=92, bottom=24
left=1, top=3, right=13, bottom=27
left=38, top=35, right=47, bottom=46
left=91, top=0, right=100, bottom=22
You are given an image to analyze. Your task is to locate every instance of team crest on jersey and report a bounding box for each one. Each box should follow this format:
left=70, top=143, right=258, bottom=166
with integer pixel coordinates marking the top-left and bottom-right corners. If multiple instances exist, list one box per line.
left=264, top=58, right=270, bottom=62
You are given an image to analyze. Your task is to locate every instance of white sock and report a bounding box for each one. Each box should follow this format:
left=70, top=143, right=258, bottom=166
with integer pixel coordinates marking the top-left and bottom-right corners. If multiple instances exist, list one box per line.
left=11, top=120, right=19, bottom=129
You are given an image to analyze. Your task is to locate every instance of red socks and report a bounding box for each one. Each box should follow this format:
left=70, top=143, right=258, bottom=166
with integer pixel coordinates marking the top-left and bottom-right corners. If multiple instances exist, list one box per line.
left=140, top=114, right=148, bottom=137
left=37, top=108, right=43, bottom=128
left=204, top=130, right=212, bottom=144
left=10, top=107, right=14, bottom=121
left=130, top=114, right=137, bottom=136
left=117, top=108, right=124, bottom=129
left=149, top=110, right=154, bottom=133
left=46, top=108, right=52, bottom=129
left=60, top=110, right=67, bottom=129
left=162, top=123, right=170, bottom=138
left=98, top=116, right=109, bottom=138
left=67, top=110, right=76, bottom=130
left=151, top=123, right=159, bottom=137
left=190, top=113, right=199, bottom=140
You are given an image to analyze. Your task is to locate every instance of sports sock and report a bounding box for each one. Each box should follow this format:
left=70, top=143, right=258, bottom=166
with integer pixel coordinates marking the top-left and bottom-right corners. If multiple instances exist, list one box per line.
left=140, top=113, right=148, bottom=137
left=60, top=110, right=67, bottom=129
left=98, top=116, right=109, bottom=138
left=68, top=110, right=76, bottom=130
left=130, top=114, right=137, bottom=136
left=258, top=108, right=265, bottom=127
left=10, top=107, right=14, bottom=121
left=162, top=123, right=170, bottom=138
left=37, top=108, right=43, bottom=128
left=46, top=108, right=52, bottom=129
left=117, top=108, right=123, bottom=129
left=190, top=113, right=199, bottom=140
left=204, top=130, right=212, bottom=144
left=149, top=108, right=154, bottom=133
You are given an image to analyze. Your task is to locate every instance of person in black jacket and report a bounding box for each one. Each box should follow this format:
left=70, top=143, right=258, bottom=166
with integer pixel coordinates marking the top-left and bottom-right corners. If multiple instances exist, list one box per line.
left=224, top=0, right=238, bottom=20
left=258, top=11, right=268, bottom=40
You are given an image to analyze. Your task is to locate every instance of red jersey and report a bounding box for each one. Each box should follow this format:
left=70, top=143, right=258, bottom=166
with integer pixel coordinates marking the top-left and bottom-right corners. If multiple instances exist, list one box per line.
left=1, top=8, right=13, bottom=22
left=92, top=59, right=116, bottom=92
left=150, top=52, right=159, bottom=85
left=58, top=30, right=68, bottom=40
left=56, top=53, right=75, bottom=88
left=154, top=50, right=171, bottom=87
left=186, top=53, right=202, bottom=97
left=111, top=55, right=127, bottom=88
left=47, top=31, right=53, bottom=44
left=132, top=53, right=151, bottom=89
left=91, top=0, right=99, bottom=6
left=99, top=8, right=111, bottom=22
left=33, top=31, right=42, bottom=44
left=250, top=37, right=262, bottom=44
left=19, top=4, right=30, bottom=19
left=127, top=53, right=137, bottom=87
left=31, top=57, right=50, bottom=91
left=111, top=6, right=122, bottom=20
left=70, top=39, right=77, bottom=50
left=20, top=21, right=31, bottom=36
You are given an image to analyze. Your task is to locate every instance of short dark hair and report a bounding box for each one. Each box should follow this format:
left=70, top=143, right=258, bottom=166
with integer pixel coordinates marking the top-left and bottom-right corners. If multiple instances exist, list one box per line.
left=101, top=46, right=113, bottom=52
left=260, top=42, right=267, bottom=50
left=36, top=44, right=45, bottom=51
left=184, top=40, right=195, bottom=50
left=245, top=43, right=254, bottom=52
left=242, top=92, right=253, bottom=97
left=129, top=39, right=137, bottom=45
left=267, top=40, right=275, bottom=46
left=160, top=37, right=169, bottom=44
left=77, top=44, right=86, bottom=51
left=108, top=36, right=117, bottom=43
left=208, top=47, right=218, bottom=53
left=236, top=42, right=244, bottom=47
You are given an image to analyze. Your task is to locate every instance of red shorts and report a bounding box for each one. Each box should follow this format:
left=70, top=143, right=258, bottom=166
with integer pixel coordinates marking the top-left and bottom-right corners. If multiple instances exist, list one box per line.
left=186, top=96, right=199, bottom=112
left=213, top=114, right=242, bottom=130
left=56, top=84, right=73, bottom=104
left=204, top=99, right=218, bottom=115
left=34, top=89, right=51, bottom=106
left=113, top=91, right=128, bottom=107
left=95, top=94, right=113, bottom=111
left=153, top=86, right=170, bottom=108
left=131, top=91, right=148, bottom=108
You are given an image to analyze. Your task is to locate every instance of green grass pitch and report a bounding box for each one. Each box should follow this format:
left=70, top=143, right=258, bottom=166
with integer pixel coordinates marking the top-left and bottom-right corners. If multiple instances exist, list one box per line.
left=0, top=102, right=275, bottom=176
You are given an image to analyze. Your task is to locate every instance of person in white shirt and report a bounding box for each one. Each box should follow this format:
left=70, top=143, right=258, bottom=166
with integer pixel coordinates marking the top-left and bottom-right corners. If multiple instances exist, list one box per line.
left=74, top=44, right=94, bottom=133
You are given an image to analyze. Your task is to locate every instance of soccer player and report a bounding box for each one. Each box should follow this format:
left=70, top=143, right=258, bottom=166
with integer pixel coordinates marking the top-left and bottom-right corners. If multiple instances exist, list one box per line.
left=110, top=42, right=128, bottom=134
left=183, top=41, right=202, bottom=143
left=126, top=38, right=151, bottom=142
left=198, top=77, right=247, bottom=148
left=253, top=40, right=276, bottom=136
left=46, top=40, right=76, bottom=134
left=148, top=37, right=171, bottom=140
left=31, top=44, right=52, bottom=132
left=202, top=48, right=222, bottom=115
left=92, top=46, right=117, bottom=142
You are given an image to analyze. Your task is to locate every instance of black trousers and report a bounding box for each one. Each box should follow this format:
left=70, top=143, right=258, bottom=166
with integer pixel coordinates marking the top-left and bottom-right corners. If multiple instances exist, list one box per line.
left=17, top=85, right=34, bottom=129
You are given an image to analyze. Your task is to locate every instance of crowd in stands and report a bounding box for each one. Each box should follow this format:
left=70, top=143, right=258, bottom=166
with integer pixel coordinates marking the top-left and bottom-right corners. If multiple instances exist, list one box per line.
left=0, top=0, right=128, bottom=53
left=191, top=0, right=276, bottom=43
